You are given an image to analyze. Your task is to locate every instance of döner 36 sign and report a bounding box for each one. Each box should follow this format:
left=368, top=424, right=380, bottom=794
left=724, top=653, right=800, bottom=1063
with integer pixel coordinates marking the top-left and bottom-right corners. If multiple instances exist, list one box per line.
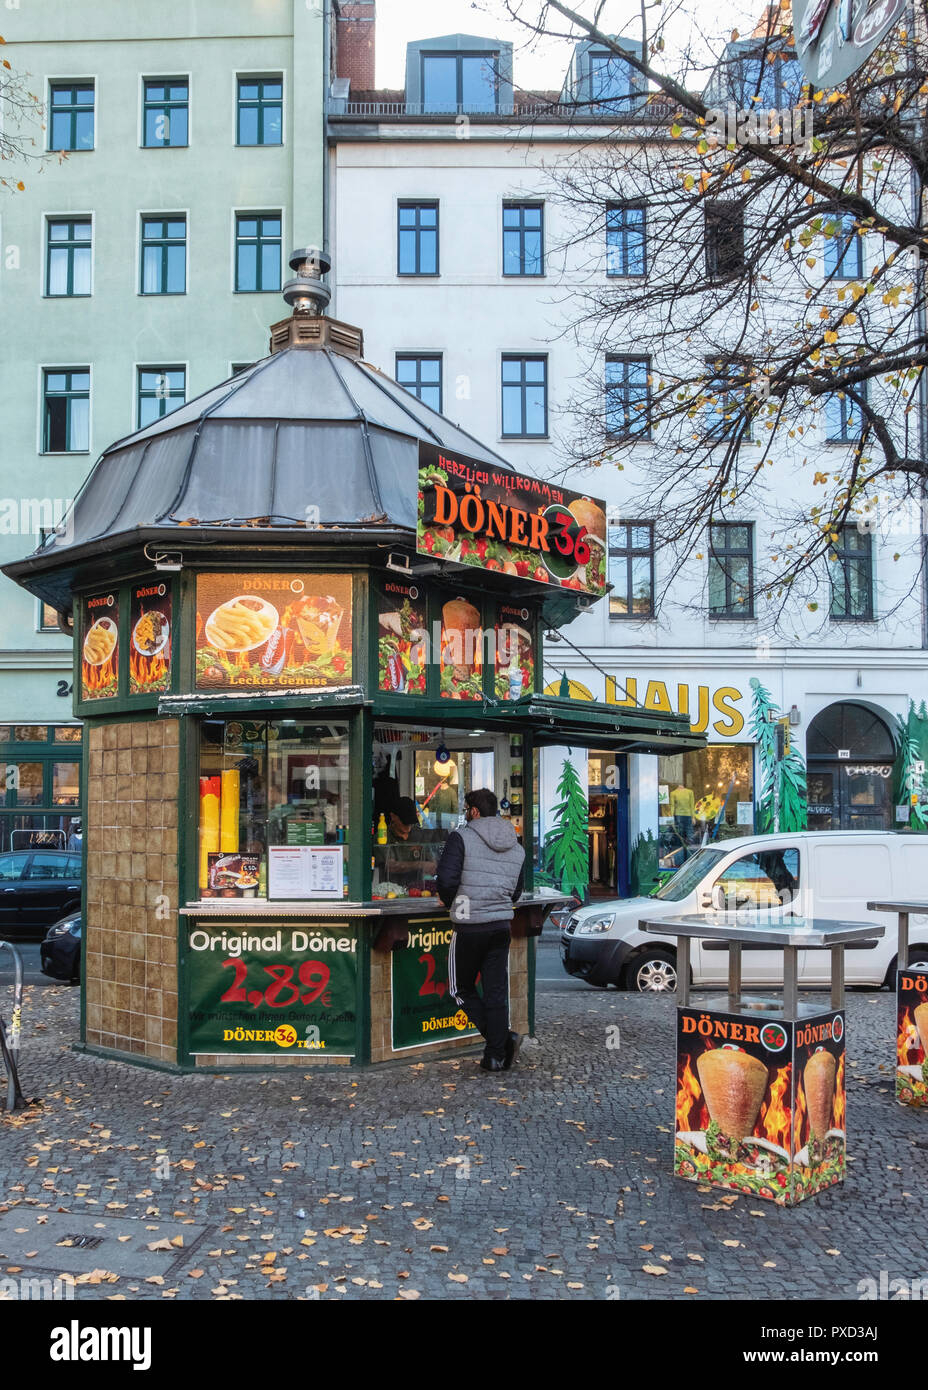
left=416, top=443, right=607, bottom=597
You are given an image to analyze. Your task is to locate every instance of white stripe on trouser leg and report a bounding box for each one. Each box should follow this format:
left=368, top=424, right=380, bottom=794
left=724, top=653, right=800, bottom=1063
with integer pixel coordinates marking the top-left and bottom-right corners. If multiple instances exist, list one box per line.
left=449, top=933, right=462, bottom=1004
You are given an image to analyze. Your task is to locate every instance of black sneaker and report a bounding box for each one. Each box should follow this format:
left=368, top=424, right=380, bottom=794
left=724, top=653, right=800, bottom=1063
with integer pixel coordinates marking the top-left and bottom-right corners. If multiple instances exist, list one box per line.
left=503, top=1031, right=523, bottom=1070
left=480, top=1056, right=505, bottom=1072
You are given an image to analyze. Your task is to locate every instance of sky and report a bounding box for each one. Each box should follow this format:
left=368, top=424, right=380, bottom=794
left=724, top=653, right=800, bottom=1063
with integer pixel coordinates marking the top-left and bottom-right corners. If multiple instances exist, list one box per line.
left=373, top=0, right=754, bottom=90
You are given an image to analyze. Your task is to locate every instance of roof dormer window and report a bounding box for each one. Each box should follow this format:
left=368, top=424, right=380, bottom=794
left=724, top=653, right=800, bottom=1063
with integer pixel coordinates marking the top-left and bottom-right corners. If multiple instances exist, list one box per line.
left=422, top=50, right=500, bottom=112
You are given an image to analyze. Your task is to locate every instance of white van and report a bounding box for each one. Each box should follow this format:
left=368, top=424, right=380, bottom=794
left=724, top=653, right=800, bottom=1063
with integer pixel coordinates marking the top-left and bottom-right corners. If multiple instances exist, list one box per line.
left=558, top=831, right=928, bottom=992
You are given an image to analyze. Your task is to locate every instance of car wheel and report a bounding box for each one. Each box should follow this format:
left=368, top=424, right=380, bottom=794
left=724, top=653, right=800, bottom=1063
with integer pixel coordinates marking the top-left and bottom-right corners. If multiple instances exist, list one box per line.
left=626, top=948, right=677, bottom=993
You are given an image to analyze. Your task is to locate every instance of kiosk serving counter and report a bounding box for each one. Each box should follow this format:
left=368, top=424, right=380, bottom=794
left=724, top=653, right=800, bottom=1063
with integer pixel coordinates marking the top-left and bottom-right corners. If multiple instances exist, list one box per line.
left=4, top=250, right=704, bottom=1071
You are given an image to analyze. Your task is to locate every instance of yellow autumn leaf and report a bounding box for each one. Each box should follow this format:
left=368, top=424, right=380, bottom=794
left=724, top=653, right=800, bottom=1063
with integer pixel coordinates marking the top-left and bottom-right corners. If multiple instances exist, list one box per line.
left=824, top=330, right=838, bottom=344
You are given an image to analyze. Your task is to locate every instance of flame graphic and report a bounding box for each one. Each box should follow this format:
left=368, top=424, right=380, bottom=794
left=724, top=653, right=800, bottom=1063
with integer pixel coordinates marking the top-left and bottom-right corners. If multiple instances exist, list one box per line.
left=129, top=644, right=169, bottom=693
left=759, top=1064, right=792, bottom=1149
left=833, top=1052, right=846, bottom=1132
left=82, top=654, right=117, bottom=696
left=898, top=1007, right=920, bottom=1065
left=793, top=1071, right=808, bottom=1151
left=676, top=1051, right=709, bottom=1132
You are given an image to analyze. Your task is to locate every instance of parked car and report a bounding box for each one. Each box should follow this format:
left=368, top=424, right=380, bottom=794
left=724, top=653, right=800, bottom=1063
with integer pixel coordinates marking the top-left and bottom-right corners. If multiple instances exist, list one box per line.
left=0, top=850, right=82, bottom=941
left=40, top=912, right=82, bottom=983
left=559, top=831, right=928, bottom=992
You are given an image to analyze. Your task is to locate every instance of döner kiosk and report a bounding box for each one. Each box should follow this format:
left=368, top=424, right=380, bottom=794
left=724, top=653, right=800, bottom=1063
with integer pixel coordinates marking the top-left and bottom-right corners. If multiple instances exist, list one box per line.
left=4, top=249, right=704, bottom=1071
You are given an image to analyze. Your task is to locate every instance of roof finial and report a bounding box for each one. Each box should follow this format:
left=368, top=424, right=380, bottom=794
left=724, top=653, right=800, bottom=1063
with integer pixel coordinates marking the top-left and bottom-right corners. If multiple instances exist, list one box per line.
left=282, top=247, right=332, bottom=316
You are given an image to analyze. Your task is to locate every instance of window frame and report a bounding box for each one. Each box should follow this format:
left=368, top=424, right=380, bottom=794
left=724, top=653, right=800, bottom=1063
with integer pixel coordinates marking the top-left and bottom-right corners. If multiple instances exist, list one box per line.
left=829, top=525, right=874, bottom=621
left=420, top=50, right=500, bottom=113
left=705, top=200, right=745, bottom=280
left=395, top=354, right=443, bottom=413
left=825, top=384, right=867, bottom=443
left=502, top=202, right=545, bottom=277
left=45, top=216, right=93, bottom=297
left=48, top=80, right=95, bottom=152
left=608, top=520, right=655, bottom=620
left=606, top=201, right=647, bottom=277
left=605, top=355, right=651, bottom=440
left=139, top=214, right=187, bottom=296
left=136, top=365, right=187, bottom=429
left=234, top=211, right=283, bottom=293
left=236, top=73, right=284, bottom=146
left=589, top=49, right=636, bottom=106
left=500, top=354, right=548, bottom=439
left=708, top=521, right=755, bottom=620
left=41, top=367, right=91, bottom=455
left=704, top=357, right=751, bottom=443
left=823, top=212, right=863, bottom=280
left=141, top=76, right=190, bottom=148
left=396, top=201, right=440, bottom=277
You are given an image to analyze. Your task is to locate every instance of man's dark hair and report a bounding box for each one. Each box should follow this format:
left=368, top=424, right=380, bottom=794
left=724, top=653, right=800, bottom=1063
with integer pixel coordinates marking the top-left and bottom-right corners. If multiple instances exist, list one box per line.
left=393, top=796, right=419, bottom=827
left=464, top=788, right=498, bottom=818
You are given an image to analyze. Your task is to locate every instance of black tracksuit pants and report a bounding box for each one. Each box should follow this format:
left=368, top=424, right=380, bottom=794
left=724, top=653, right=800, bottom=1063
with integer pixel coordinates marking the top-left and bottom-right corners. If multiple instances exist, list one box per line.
left=448, top=923, right=511, bottom=1063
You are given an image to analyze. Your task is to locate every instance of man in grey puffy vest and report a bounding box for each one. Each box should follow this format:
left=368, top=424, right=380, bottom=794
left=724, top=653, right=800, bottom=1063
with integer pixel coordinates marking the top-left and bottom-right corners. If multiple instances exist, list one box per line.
left=435, top=788, right=526, bottom=1072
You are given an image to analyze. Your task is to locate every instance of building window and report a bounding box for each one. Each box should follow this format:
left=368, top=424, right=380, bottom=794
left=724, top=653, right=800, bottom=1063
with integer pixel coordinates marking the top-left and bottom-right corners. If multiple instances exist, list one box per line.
left=590, top=50, right=636, bottom=106
left=705, top=201, right=745, bottom=279
left=237, top=76, right=282, bottom=145
left=49, top=83, right=94, bottom=151
left=137, top=368, right=186, bottom=428
left=501, top=356, right=547, bottom=437
left=705, top=358, right=749, bottom=441
left=39, top=604, right=60, bottom=632
left=231, top=362, right=254, bottom=376
left=829, top=526, right=873, bottom=620
left=143, top=78, right=189, bottom=147
left=824, top=213, right=862, bottom=279
left=732, top=51, right=802, bottom=107
left=397, top=203, right=439, bottom=276
left=826, top=387, right=865, bottom=442
left=658, top=747, right=755, bottom=859
left=140, top=216, right=186, bottom=295
left=708, top=522, right=754, bottom=618
left=45, top=218, right=92, bottom=296
left=606, top=356, right=650, bottom=438
left=395, top=355, right=442, bottom=412
left=606, top=203, right=646, bottom=276
left=421, top=52, right=499, bottom=113
left=235, top=214, right=282, bottom=292
left=503, top=203, right=544, bottom=276
left=43, top=369, right=90, bottom=453
left=608, top=521, right=654, bottom=618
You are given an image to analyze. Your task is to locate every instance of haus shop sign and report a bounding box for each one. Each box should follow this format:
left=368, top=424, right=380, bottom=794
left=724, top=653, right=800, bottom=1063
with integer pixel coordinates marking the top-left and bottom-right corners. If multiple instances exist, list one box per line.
left=606, top=677, right=746, bottom=737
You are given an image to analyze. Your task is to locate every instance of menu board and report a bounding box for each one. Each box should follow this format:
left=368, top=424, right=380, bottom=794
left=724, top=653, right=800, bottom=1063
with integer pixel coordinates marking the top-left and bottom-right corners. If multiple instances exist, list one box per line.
left=377, top=577, right=427, bottom=694
left=195, top=573, right=352, bottom=690
left=268, top=844, right=344, bottom=899
left=417, top=442, right=607, bottom=597
left=129, top=581, right=173, bottom=695
left=440, top=594, right=483, bottom=700
left=80, top=590, right=120, bottom=701
left=494, top=602, right=535, bottom=700
left=187, top=923, right=358, bottom=1056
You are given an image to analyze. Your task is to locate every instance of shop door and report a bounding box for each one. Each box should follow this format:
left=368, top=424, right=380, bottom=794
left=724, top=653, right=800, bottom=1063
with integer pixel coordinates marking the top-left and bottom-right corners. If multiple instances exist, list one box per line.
left=806, top=702, right=895, bottom=831
left=587, top=753, right=629, bottom=899
left=807, top=763, right=893, bottom=830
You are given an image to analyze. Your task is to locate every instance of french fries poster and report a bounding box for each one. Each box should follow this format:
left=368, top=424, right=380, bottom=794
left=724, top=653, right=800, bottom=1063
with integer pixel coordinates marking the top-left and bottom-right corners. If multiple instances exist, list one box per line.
left=195, top=573, right=353, bottom=690
left=81, top=590, right=120, bottom=701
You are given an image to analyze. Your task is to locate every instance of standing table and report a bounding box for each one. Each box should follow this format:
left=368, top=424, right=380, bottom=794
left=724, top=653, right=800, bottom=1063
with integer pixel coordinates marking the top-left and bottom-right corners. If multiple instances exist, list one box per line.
left=640, top=913, right=883, bottom=1206
left=867, top=899, right=928, bottom=1107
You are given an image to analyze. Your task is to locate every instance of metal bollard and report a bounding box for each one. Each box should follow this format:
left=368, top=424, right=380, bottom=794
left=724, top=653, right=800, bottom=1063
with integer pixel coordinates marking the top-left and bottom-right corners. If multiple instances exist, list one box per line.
left=0, top=941, right=25, bottom=1111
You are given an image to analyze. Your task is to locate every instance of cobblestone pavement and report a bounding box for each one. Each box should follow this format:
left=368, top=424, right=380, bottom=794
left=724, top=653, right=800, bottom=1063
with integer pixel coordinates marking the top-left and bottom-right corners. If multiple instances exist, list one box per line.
left=0, top=975, right=924, bottom=1302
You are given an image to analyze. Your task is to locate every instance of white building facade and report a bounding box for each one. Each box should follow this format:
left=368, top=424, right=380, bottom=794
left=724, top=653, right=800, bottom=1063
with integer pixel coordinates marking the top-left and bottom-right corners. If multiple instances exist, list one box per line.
left=328, top=27, right=928, bottom=897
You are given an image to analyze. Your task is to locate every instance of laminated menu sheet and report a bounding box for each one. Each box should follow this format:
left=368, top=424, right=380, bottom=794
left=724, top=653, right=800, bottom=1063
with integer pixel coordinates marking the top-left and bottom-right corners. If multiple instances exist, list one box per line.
left=268, top=845, right=343, bottom=899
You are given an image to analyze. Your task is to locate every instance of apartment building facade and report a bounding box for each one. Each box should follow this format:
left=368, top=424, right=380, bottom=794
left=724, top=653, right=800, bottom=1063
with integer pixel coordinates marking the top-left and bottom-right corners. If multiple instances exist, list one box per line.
left=0, top=0, right=329, bottom=849
left=327, top=22, right=928, bottom=895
